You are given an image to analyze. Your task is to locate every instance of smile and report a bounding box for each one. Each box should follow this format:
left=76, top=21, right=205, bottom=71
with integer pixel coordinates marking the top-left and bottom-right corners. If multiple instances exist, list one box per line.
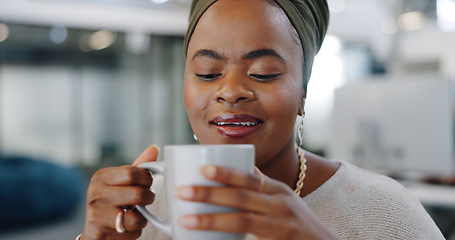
left=210, top=114, right=263, bottom=138
left=213, top=121, right=260, bottom=126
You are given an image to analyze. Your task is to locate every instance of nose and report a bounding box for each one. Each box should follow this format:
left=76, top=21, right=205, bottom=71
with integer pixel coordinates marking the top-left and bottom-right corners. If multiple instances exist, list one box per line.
left=212, top=73, right=255, bottom=104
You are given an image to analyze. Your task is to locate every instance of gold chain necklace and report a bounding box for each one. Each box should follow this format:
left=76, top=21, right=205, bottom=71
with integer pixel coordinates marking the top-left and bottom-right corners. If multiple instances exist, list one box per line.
left=294, top=144, right=307, bottom=196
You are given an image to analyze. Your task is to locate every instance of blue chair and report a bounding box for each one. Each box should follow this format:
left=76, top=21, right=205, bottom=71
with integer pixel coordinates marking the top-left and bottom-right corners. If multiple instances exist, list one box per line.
left=0, top=155, right=84, bottom=230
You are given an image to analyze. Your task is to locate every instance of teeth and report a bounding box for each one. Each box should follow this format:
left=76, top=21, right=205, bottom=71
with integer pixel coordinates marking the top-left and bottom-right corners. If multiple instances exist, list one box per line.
left=215, top=122, right=259, bottom=126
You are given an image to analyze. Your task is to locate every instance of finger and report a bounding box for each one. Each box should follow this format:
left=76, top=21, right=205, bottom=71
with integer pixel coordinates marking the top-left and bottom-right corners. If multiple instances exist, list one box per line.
left=105, top=228, right=143, bottom=240
left=93, top=165, right=153, bottom=187
left=87, top=207, right=148, bottom=233
left=176, top=185, right=275, bottom=214
left=132, top=145, right=160, bottom=166
left=105, top=186, right=155, bottom=207
left=123, top=209, right=148, bottom=232
left=83, top=228, right=142, bottom=240
left=179, top=212, right=281, bottom=237
left=89, top=184, right=155, bottom=208
left=200, top=165, right=288, bottom=194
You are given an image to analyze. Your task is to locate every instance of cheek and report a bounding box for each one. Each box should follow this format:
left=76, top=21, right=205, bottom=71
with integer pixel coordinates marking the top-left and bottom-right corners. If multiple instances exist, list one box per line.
left=269, top=83, right=301, bottom=112
left=183, top=80, right=209, bottom=129
left=264, top=85, right=301, bottom=131
left=183, top=84, right=197, bottom=119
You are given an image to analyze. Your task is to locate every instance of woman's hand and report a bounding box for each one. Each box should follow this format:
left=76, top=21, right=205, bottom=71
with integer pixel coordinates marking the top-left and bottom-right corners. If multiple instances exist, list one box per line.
left=80, top=145, right=159, bottom=240
left=176, top=165, right=338, bottom=240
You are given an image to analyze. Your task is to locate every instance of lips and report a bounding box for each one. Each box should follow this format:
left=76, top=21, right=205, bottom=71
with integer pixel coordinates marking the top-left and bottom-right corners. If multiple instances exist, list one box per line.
left=210, top=114, right=263, bottom=138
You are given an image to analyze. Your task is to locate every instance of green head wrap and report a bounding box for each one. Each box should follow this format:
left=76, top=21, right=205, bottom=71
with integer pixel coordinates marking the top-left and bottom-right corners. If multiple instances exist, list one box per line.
left=183, top=0, right=330, bottom=91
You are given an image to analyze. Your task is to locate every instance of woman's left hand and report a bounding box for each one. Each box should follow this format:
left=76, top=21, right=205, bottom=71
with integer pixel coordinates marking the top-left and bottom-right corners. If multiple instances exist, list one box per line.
left=175, top=165, right=338, bottom=240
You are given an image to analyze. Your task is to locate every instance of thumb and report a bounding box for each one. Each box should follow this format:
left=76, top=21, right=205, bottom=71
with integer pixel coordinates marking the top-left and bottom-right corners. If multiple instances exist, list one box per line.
left=132, top=145, right=160, bottom=167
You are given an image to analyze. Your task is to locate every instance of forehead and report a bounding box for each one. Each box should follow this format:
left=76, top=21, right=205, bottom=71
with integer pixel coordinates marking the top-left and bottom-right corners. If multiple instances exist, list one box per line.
left=187, top=0, right=301, bottom=60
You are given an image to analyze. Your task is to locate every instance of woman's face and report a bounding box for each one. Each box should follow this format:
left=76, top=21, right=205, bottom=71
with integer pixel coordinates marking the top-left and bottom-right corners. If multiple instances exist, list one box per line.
left=184, top=0, right=305, bottom=165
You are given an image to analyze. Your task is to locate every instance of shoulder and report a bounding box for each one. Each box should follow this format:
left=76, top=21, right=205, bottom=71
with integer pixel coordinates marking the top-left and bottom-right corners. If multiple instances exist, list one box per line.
left=305, top=160, right=411, bottom=201
left=304, top=160, right=444, bottom=239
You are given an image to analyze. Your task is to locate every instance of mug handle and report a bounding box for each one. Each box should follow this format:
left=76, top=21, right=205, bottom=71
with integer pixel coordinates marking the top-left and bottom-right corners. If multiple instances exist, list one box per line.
left=135, top=162, right=172, bottom=237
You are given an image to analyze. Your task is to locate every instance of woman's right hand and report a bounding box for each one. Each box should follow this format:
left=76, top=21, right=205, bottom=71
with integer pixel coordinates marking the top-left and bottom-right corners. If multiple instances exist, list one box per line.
left=80, top=145, right=160, bottom=240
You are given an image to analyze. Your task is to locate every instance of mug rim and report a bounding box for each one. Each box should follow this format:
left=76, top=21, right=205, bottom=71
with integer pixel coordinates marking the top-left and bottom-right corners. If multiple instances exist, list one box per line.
left=164, top=144, right=254, bottom=150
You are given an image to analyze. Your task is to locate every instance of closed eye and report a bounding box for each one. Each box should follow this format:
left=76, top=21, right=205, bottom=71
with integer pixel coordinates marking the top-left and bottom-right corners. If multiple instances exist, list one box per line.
left=249, top=73, right=282, bottom=81
left=195, top=73, right=222, bottom=81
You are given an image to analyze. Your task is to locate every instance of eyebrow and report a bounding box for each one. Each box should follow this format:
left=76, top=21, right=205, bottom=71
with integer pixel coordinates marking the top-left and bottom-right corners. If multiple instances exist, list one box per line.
left=191, top=48, right=285, bottom=62
left=242, top=49, right=284, bottom=61
left=192, top=49, right=227, bottom=61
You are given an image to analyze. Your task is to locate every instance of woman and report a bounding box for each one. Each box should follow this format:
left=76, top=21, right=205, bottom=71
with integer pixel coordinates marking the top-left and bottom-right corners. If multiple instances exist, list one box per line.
left=78, top=0, right=444, bottom=239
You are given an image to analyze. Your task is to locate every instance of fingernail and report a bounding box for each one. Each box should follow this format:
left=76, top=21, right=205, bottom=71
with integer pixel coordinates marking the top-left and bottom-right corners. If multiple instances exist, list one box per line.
left=150, top=144, right=160, bottom=154
left=201, top=165, right=217, bottom=178
left=179, top=215, right=199, bottom=228
left=176, top=186, right=194, bottom=199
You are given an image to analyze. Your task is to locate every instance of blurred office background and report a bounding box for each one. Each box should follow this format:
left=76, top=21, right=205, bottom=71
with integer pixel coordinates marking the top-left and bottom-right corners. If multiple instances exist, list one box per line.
left=0, top=0, right=455, bottom=239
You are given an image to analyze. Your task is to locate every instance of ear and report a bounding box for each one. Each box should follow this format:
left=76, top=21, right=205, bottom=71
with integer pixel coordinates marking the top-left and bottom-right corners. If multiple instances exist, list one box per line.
left=298, top=89, right=307, bottom=116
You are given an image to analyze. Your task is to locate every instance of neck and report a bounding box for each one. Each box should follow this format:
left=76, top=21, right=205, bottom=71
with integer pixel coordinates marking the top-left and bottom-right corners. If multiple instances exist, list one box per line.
left=258, top=140, right=300, bottom=191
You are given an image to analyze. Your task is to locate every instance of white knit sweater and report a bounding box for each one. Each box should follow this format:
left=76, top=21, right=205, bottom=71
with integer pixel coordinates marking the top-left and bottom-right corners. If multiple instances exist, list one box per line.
left=138, top=161, right=444, bottom=240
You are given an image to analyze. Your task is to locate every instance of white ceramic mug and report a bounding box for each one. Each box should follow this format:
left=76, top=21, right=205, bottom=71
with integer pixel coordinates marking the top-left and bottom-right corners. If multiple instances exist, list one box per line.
left=136, top=144, right=255, bottom=240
